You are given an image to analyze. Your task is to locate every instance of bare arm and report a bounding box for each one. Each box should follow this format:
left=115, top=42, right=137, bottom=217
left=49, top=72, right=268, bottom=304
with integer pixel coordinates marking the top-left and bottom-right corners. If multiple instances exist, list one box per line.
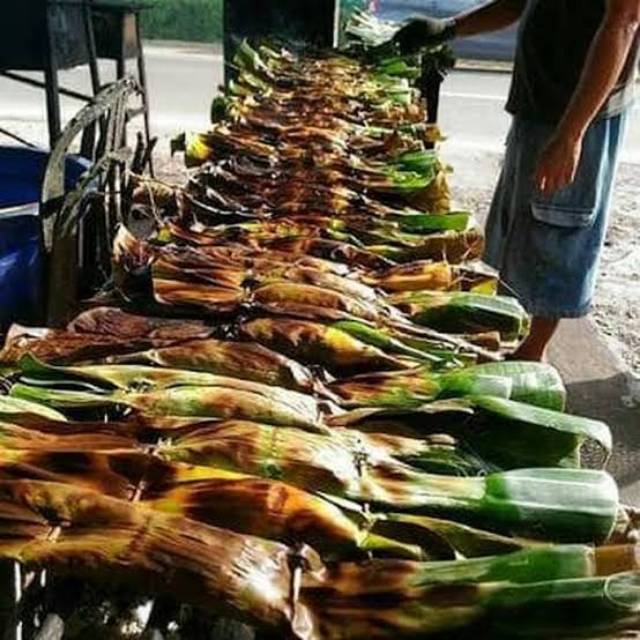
left=536, top=0, right=640, bottom=193
left=454, top=0, right=527, bottom=37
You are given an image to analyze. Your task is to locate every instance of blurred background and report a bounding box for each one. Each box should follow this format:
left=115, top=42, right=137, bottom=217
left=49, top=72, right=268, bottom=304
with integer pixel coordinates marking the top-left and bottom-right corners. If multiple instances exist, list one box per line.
left=375, top=0, right=516, bottom=60
left=139, top=0, right=516, bottom=61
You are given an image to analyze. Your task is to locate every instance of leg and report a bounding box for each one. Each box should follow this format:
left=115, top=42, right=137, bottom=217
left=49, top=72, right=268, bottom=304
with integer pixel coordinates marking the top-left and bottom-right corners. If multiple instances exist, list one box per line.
left=489, top=115, right=627, bottom=342
left=513, top=316, right=560, bottom=361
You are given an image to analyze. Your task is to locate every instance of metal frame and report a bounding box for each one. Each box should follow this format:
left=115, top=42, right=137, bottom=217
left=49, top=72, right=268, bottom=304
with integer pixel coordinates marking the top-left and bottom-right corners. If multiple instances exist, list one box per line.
left=0, top=0, right=152, bottom=157
left=0, top=82, right=150, bottom=637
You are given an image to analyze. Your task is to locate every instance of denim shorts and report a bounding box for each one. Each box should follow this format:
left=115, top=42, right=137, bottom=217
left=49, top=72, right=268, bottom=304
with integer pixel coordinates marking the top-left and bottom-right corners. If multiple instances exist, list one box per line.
left=484, top=113, right=628, bottom=318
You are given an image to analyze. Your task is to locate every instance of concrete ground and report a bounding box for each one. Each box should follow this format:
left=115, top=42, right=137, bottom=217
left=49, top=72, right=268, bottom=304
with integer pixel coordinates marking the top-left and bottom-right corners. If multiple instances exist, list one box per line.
left=448, top=146, right=640, bottom=505
left=1, top=42, right=638, bottom=502
left=550, top=321, right=640, bottom=504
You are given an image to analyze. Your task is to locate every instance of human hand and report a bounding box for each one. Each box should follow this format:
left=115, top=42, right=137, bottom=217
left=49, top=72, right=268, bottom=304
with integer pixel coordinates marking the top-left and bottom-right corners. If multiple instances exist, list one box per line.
left=392, top=17, right=456, bottom=55
left=535, top=132, right=584, bottom=195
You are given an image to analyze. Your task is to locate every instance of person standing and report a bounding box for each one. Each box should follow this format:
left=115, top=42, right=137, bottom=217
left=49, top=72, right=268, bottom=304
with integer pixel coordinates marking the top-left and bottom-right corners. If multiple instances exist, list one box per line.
left=394, top=0, right=640, bottom=361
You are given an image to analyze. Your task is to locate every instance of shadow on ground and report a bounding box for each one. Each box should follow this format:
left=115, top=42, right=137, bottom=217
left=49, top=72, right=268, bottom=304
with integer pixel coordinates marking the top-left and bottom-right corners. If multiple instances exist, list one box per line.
left=567, top=373, right=640, bottom=505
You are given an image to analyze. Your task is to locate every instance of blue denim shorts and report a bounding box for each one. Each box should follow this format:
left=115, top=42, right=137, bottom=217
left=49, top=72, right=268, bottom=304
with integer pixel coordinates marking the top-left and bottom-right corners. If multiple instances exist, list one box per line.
left=484, top=113, right=628, bottom=318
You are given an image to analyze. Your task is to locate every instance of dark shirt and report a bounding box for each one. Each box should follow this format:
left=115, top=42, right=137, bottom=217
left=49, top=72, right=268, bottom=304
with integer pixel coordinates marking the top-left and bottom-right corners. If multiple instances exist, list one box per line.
left=506, top=0, right=640, bottom=123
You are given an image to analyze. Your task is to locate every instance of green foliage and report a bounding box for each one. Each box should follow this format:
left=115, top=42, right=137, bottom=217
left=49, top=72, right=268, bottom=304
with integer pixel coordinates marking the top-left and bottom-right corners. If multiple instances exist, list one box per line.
left=141, top=0, right=366, bottom=43
left=140, top=0, right=223, bottom=43
left=341, top=0, right=368, bottom=18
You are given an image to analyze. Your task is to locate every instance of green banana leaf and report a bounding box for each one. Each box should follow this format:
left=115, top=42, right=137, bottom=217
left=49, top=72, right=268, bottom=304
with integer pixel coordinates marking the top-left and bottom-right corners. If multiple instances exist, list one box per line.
left=104, top=338, right=316, bottom=393
left=240, top=317, right=407, bottom=375
left=304, top=551, right=640, bottom=639
left=332, top=320, right=442, bottom=364
left=18, top=354, right=311, bottom=400
left=389, top=212, right=473, bottom=233
left=466, top=395, right=611, bottom=469
left=331, top=396, right=612, bottom=470
left=332, top=320, right=475, bottom=369
left=463, top=361, right=566, bottom=411
left=330, top=361, right=565, bottom=412
left=0, top=396, right=67, bottom=422
left=391, top=291, right=530, bottom=342
left=330, top=368, right=512, bottom=408
left=372, top=512, right=538, bottom=559
left=477, top=572, right=640, bottom=639
left=10, top=382, right=327, bottom=433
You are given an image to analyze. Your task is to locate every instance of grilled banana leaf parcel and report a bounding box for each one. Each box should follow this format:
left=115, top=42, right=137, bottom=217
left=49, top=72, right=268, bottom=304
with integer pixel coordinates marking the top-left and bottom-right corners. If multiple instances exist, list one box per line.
left=332, top=395, right=610, bottom=470
left=152, top=421, right=619, bottom=544
left=300, top=544, right=640, bottom=639
left=0, top=447, right=419, bottom=561
left=10, top=377, right=326, bottom=433
left=103, top=338, right=316, bottom=392
left=330, top=361, right=566, bottom=411
left=0, top=308, right=214, bottom=369
left=390, top=290, right=530, bottom=342
left=240, top=317, right=409, bottom=375
left=0, top=478, right=636, bottom=640
left=0, top=480, right=301, bottom=632
left=67, top=307, right=214, bottom=342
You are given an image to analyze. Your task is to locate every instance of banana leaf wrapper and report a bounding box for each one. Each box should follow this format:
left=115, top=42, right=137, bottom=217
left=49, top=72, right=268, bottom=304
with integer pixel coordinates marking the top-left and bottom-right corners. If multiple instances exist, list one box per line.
left=155, top=421, right=486, bottom=493
left=364, top=260, right=455, bottom=293
left=0, top=479, right=303, bottom=632
left=299, top=545, right=640, bottom=639
left=150, top=421, right=619, bottom=544
left=251, top=283, right=381, bottom=323
left=331, top=394, right=611, bottom=470
left=366, top=259, right=498, bottom=295
left=153, top=253, right=379, bottom=306
left=67, top=306, right=214, bottom=342
left=264, top=237, right=394, bottom=271
left=10, top=381, right=327, bottom=433
left=18, top=354, right=322, bottom=411
left=0, top=329, right=181, bottom=370
left=330, top=361, right=566, bottom=411
left=0, top=308, right=214, bottom=368
left=0, top=420, right=535, bottom=560
left=103, top=338, right=317, bottom=393
left=0, top=446, right=426, bottom=561
left=0, top=396, right=67, bottom=422
left=390, top=291, right=530, bottom=343
left=368, top=228, right=484, bottom=264
left=331, top=320, right=479, bottom=369
left=239, top=317, right=409, bottom=375
left=0, top=479, right=637, bottom=640
left=153, top=278, right=244, bottom=314
left=188, top=243, right=353, bottom=276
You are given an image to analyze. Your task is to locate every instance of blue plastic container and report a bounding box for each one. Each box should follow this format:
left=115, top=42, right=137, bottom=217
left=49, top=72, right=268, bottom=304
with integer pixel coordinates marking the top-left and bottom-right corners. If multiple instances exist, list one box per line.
left=0, top=146, right=88, bottom=329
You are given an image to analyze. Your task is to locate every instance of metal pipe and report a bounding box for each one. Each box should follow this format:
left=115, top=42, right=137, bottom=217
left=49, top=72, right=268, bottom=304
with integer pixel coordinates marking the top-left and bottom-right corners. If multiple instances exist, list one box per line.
left=0, top=71, right=93, bottom=104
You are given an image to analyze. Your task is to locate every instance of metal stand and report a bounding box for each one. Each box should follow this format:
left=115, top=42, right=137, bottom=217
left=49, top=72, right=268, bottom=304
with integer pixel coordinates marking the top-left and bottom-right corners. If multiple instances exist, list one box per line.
left=0, top=0, right=100, bottom=150
left=91, top=1, right=153, bottom=173
left=0, top=0, right=152, bottom=159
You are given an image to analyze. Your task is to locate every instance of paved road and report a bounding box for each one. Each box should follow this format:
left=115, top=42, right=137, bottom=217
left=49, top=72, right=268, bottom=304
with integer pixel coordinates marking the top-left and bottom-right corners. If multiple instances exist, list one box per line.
left=1, top=42, right=638, bottom=163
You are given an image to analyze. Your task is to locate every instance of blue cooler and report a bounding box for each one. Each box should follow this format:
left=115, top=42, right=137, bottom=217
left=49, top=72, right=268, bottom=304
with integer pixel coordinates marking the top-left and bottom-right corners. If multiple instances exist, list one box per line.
left=0, top=146, right=89, bottom=330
